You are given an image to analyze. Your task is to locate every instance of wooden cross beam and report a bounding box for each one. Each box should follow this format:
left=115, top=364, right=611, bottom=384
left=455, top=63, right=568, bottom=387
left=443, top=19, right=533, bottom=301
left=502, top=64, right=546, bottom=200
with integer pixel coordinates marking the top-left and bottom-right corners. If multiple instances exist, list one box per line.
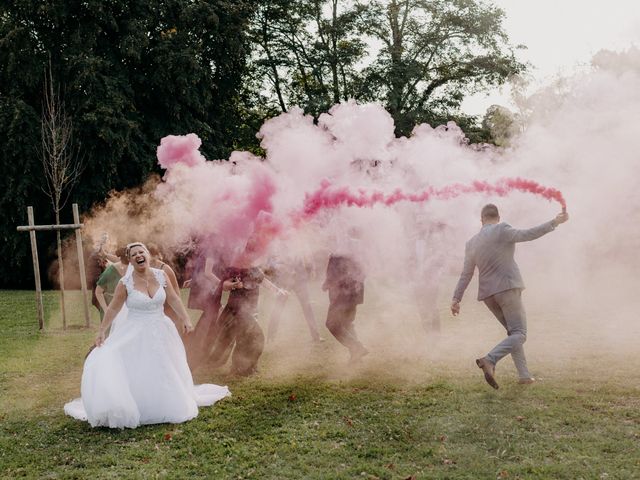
left=16, top=204, right=91, bottom=330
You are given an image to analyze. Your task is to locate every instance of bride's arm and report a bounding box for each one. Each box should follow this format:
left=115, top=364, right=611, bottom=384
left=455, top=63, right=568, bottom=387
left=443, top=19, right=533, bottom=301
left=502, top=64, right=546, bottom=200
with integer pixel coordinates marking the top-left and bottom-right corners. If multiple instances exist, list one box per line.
left=163, top=264, right=181, bottom=293
left=164, top=273, right=194, bottom=334
left=95, top=283, right=127, bottom=347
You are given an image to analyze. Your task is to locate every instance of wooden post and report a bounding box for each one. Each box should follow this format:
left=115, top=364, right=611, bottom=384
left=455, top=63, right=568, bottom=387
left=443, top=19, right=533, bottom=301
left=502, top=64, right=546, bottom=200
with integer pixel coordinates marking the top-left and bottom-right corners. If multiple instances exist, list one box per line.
left=56, top=213, right=67, bottom=331
left=27, top=207, right=45, bottom=330
left=17, top=210, right=86, bottom=332
left=73, top=204, right=91, bottom=327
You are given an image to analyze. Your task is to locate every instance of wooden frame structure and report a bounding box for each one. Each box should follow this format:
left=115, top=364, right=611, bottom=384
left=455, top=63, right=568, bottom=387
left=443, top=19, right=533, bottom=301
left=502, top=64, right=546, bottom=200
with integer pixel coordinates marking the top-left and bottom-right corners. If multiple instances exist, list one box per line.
left=16, top=203, right=90, bottom=330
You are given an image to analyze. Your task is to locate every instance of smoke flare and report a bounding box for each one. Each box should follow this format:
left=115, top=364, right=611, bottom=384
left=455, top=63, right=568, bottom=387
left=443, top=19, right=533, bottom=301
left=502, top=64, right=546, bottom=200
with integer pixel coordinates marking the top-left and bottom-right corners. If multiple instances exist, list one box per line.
left=297, top=177, right=566, bottom=221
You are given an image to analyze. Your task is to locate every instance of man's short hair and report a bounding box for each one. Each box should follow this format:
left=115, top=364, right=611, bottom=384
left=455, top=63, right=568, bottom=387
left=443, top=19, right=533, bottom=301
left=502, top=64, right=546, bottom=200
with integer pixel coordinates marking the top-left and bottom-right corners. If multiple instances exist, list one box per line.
left=481, top=204, right=499, bottom=221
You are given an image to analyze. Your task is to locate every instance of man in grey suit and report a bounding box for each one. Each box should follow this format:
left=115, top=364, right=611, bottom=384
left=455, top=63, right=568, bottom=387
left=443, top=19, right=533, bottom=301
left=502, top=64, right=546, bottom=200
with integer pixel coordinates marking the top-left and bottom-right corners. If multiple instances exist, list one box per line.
left=451, top=204, right=569, bottom=389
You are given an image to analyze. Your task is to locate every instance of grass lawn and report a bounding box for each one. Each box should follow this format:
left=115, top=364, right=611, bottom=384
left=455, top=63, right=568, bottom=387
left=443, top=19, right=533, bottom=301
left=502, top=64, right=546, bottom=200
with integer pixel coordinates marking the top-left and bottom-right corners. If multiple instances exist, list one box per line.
left=1, top=283, right=639, bottom=479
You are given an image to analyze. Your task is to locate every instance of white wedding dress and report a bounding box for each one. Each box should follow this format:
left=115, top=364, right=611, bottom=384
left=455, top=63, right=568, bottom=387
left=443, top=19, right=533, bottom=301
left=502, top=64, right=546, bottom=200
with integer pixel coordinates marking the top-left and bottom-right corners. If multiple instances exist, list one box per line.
left=64, top=267, right=230, bottom=428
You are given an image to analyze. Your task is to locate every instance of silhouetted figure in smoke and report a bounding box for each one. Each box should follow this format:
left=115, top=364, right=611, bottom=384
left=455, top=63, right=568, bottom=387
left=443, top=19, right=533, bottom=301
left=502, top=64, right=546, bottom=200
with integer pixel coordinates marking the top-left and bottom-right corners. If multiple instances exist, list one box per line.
left=208, top=266, right=266, bottom=376
left=183, top=238, right=224, bottom=370
left=451, top=203, right=569, bottom=389
left=322, top=254, right=368, bottom=363
left=208, top=233, right=287, bottom=376
left=266, top=256, right=322, bottom=343
left=412, top=219, right=449, bottom=334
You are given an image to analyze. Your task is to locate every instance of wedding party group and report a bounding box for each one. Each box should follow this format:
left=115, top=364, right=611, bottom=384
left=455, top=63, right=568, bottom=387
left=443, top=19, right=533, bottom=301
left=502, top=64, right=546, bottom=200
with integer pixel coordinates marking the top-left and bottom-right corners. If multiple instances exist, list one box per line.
left=65, top=233, right=371, bottom=429
left=64, top=204, right=568, bottom=429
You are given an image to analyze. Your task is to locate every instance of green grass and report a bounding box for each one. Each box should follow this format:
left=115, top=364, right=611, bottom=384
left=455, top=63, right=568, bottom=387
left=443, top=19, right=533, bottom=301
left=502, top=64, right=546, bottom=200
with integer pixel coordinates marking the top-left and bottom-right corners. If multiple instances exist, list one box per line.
left=1, top=286, right=639, bottom=479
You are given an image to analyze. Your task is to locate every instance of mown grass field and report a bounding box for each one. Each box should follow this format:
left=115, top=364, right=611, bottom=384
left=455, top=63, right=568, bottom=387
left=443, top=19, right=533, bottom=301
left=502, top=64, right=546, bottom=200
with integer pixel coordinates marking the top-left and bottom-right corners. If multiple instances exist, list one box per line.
left=1, top=284, right=639, bottom=479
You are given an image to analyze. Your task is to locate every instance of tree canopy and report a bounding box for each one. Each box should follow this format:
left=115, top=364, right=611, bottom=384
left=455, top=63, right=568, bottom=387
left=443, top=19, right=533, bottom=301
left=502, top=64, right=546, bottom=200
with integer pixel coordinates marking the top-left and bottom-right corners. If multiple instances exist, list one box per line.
left=0, top=0, right=524, bottom=288
left=244, top=0, right=525, bottom=136
left=0, top=0, right=257, bottom=287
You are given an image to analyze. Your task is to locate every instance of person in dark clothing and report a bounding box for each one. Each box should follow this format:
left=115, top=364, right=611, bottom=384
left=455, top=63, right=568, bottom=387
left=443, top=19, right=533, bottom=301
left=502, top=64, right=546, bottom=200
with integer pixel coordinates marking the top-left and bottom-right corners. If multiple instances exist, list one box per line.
left=207, top=220, right=288, bottom=375
left=182, top=240, right=224, bottom=370
left=322, top=254, right=368, bottom=363
left=208, top=266, right=268, bottom=376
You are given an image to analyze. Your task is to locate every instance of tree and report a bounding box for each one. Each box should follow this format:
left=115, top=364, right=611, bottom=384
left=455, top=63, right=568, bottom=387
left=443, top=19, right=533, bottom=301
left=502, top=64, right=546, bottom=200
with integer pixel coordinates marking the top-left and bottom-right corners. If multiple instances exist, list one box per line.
left=0, top=0, right=258, bottom=289
left=481, top=104, right=520, bottom=147
left=248, top=0, right=294, bottom=113
left=40, top=59, right=84, bottom=328
left=245, top=0, right=525, bottom=137
left=246, top=0, right=366, bottom=117
left=358, top=0, right=526, bottom=135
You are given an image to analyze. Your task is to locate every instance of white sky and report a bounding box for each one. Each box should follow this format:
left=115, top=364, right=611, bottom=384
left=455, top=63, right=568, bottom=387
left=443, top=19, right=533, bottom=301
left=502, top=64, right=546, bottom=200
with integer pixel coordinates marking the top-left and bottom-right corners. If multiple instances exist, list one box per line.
left=461, top=0, right=640, bottom=115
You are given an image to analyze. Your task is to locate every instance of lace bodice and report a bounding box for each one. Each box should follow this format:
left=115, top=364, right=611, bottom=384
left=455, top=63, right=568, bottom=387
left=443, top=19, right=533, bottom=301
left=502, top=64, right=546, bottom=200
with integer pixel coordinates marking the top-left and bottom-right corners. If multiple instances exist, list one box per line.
left=121, top=268, right=167, bottom=314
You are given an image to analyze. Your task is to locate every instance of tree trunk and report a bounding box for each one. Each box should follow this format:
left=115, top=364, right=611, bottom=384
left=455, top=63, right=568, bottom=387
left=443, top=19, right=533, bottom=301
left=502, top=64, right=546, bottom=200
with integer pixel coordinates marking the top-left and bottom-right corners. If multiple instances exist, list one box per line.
left=330, top=0, right=341, bottom=103
left=269, top=55, right=288, bottom=113
left=55, top=209, right=67, bottom=329
left=387, top=0, right=407, bottom=120
left=261, top=16, right=287, bottom=112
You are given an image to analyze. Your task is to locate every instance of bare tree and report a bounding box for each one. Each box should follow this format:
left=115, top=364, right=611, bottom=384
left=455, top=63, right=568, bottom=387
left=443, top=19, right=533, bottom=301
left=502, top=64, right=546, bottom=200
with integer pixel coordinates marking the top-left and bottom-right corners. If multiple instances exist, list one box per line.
left=40, top=58, right=84, bottom=329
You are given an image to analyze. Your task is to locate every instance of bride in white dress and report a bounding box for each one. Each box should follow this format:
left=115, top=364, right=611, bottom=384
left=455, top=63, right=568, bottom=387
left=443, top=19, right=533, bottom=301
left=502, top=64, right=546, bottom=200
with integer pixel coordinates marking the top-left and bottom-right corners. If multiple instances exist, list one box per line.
left=64, top=242, right=230, bottom=428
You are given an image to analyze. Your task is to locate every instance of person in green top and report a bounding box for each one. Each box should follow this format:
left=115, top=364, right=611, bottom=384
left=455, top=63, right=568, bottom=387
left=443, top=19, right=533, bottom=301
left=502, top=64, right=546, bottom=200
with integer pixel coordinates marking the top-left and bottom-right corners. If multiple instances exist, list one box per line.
left=95, top=247, right=129, bottom=319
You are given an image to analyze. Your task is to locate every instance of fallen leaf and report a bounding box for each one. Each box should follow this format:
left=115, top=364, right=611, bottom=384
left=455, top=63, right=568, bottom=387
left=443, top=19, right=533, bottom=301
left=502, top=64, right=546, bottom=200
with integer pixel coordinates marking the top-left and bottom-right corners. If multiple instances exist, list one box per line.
left=439, top=435, right=447, bottom=442
left=385, top=463, right=395, bottom=470
left=404, top=476, right=417, bottom=480
left=443, top=458, right=456, bottom=465
left=163, top=433, right=172, bottom=441
left=343, top=416, right=354, bottom=427
left=497, top=470, right=509, bottom=478
left=515, top=416, right=525, bottom=421
left=288, top=393, right=297, bottom=402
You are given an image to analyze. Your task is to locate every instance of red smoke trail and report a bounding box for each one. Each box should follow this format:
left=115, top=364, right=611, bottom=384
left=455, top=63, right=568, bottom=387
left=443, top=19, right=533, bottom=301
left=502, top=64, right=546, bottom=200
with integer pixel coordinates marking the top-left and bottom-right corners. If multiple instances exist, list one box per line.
left=296, top=177, right=566, bottom=221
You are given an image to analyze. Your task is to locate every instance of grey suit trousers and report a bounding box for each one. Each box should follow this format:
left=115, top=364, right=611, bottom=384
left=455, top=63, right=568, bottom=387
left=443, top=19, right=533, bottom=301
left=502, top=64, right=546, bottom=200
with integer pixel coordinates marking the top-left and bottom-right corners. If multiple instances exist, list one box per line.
left=483, top=288, right=531, bottom=379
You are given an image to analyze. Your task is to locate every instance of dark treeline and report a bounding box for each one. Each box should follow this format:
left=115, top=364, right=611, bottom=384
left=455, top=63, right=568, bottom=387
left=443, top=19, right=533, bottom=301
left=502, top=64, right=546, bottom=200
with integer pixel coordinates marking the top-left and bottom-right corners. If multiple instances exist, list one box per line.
left=0, top=0, right=523, bottom=289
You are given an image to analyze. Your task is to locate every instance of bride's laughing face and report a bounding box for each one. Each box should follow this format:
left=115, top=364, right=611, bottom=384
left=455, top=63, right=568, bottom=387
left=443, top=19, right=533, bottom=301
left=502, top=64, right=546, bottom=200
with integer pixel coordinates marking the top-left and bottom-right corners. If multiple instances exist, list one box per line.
left=129, top=245, right=150, bottom=271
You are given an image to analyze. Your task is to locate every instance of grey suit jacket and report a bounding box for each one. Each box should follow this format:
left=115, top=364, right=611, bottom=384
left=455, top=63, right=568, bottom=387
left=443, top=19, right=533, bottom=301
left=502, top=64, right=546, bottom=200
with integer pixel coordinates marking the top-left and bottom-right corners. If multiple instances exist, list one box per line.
left=452, top=221, right=556, bottom=302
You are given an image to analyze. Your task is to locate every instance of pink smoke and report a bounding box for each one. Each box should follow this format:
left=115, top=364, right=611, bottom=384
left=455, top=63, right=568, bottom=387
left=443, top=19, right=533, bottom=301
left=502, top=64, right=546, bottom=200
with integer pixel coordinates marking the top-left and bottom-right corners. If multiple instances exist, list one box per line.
left=232, top=211, right=284, bottom=267
left=296, top=177, right=566, bottom=221
left=211, top=164, right=282, bottom=264
left=157, top=133, right=206, bottom=169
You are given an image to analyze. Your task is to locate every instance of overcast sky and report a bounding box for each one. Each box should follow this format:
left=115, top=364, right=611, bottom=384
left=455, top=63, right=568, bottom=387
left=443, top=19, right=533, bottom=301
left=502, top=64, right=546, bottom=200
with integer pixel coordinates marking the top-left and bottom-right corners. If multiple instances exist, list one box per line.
left=461, top=0, right=640, bottom=115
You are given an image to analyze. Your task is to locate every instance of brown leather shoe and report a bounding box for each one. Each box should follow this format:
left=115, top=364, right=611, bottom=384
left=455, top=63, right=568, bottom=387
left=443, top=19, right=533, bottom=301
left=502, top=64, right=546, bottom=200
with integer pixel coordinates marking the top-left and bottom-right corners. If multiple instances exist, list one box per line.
left=518, top=377, right=536, bottom=385
left=476, top=357, right=499, bottom=389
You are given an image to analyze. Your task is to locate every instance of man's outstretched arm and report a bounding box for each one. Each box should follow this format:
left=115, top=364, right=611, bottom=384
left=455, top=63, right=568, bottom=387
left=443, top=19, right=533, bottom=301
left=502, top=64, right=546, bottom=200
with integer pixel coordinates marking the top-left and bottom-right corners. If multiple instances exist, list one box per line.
left=502, top=211, right=569, bottom=243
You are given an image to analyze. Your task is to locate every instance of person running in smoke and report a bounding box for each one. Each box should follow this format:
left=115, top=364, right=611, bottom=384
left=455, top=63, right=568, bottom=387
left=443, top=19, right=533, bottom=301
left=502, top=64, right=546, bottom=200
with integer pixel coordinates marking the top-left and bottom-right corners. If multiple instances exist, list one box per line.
left=323, top=227, right=368, bottom=363
left=266, top=254, right=322, bottom=343
left=181, top=236, right=224, bottom=370
left=208, top=232, right=287, bottom=376
left=451, top=204, right=569, bottom=389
